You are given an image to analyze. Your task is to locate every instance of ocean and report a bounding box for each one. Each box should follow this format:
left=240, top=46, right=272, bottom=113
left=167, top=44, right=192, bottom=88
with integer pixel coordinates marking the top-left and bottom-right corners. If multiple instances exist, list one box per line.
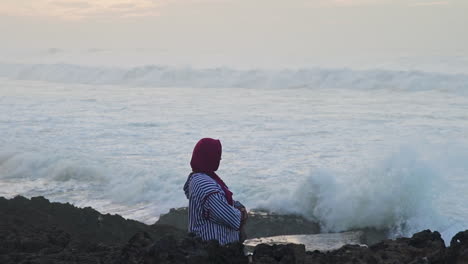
left=1, top=59, right=468, bottom=244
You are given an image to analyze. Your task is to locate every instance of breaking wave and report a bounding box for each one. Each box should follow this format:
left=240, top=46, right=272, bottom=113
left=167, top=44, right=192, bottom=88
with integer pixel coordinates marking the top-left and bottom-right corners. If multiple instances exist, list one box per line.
left=262, top=144, right=468, bottom=243
left=0, top=63, right=467, bottom=92
left=0, top=149, right=186, bottom=224
left=0, top=151, right=107, bottom=183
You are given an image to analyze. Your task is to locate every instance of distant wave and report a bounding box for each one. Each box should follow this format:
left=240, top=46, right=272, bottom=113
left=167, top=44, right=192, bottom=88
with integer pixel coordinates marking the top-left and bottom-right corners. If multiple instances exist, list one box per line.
left=0, top=63, right=467, bottom=92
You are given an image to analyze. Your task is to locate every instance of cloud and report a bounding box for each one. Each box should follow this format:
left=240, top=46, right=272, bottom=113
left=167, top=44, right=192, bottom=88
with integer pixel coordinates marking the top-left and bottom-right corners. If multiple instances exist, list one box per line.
left=331, top=0, right=378, bottom=6
left=109, top=3, right=137, bottom=9
left=0, top=0, right=165, bottom=20
left=302, top=0, right=394, bottom=8
left=50, top=1, right=92, bottom=8
left=0, top=0, right=456, bottom=20
left=409, top=1, right=450, bottom=6
left=306, top=0, right=453, bottom=7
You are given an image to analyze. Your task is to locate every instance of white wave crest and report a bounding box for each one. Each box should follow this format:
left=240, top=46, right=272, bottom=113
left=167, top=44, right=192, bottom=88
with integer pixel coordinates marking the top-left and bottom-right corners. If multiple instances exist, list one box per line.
left=0, top=63, right=467, bottom=92
left=0, top=151, right=107, bottom=183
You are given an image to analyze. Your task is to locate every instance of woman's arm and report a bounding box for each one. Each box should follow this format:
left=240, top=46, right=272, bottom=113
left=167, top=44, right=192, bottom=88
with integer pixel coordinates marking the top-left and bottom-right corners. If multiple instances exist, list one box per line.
left=203, top=192, right=242, bottom=230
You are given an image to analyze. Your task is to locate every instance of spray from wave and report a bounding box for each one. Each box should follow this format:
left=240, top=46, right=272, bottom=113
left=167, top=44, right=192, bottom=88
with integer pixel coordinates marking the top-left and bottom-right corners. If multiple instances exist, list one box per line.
left=261, top=144, right=468, bottom=243
left=0, top=63, right=467, bottom=92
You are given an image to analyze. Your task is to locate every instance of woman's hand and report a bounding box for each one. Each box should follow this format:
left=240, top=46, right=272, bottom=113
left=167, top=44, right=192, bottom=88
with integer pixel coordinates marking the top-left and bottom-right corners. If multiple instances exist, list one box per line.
left=237, top=206, right=248, bottom=242
left=238, top=206, right=248, bottom=223
left=234, top=201, right=248, bottom=223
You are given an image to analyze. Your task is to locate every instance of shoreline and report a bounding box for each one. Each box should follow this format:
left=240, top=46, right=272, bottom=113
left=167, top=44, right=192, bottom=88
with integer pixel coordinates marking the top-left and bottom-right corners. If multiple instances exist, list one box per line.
left=1, top=196, right=467, bottom=263
left=156, top=207, right=388, bottom=246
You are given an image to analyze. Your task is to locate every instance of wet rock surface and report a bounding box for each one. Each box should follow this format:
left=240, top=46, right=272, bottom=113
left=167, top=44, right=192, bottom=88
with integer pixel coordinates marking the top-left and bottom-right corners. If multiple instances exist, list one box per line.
left=156, top=207, right=321, bottom=239
left=1, top=196, right=468, bottom=264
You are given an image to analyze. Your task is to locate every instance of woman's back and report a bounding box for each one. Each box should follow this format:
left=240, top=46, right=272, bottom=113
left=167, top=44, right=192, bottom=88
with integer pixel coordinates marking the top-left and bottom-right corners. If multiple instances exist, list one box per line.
left=184, top=172, right=241, bottom=245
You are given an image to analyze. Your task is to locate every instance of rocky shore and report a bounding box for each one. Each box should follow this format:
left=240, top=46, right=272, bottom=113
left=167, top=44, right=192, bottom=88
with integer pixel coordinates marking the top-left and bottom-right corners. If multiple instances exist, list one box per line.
left=1, top=196, right=467, bottom=264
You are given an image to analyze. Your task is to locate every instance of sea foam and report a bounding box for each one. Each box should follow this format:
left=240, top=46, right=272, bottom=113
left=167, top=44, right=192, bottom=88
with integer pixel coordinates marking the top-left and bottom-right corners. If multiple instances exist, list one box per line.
left=0, top=63, right=467, bottom=92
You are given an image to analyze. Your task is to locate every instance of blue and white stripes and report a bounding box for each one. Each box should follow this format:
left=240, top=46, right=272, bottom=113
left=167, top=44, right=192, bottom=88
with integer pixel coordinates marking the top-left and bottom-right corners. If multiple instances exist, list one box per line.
left=184, top=173, right=241, bottom=245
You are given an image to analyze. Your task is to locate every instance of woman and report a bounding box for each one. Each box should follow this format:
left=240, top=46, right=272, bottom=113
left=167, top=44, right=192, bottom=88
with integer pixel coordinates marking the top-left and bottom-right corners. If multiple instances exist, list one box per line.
left=183, top=138, right=248, bottom=245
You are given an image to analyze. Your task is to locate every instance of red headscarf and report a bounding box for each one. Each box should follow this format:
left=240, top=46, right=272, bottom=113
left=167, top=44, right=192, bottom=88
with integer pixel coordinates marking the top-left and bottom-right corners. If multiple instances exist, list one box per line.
left=190, top=138, right=233, bottom=205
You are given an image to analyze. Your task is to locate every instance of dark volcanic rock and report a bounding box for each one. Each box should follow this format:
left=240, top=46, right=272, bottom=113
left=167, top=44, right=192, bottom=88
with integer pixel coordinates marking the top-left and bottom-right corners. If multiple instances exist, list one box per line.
left=116, top=231, right=247, bottom=264
left=0, top=196, right=184, bottom=264
left=245, top=211, right=320, bottom=239
left=306, top=244, right=377, bottom=264
left=2, top=196, right=468, bottom=264
left=156, top=207, right=320, bottom=239
left=446, top=230, right=468, bottom=264
left=116, top=232, right=154, bottom=264
left=156, top=207, right=189, bottom=231
left=305, top=230, right=446, bottom=264
left=0, top=195, right=152, bottom=245
left=370, top=230, right=445, bottom=263
left=254, top=243, right=306, bottom=264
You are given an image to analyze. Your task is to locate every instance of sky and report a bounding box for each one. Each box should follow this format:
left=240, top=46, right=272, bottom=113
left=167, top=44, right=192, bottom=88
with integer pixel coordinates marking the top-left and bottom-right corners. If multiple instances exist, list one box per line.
left=1, top=0, right=467, bottom=68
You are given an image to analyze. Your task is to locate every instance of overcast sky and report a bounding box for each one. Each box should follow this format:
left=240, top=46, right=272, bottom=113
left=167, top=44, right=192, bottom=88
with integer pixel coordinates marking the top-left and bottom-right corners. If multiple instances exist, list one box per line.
left=1, top=0, right=467, bottom=67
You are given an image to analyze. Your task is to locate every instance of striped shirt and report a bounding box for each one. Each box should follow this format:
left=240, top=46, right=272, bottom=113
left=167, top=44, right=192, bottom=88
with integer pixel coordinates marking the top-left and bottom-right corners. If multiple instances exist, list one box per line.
left=183, top=173, right=241, bottom=245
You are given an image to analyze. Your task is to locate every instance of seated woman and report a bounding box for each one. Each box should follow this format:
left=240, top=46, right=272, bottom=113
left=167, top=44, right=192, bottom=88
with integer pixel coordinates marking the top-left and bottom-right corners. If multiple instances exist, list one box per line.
left=183, top=138, right=248, bottom=245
